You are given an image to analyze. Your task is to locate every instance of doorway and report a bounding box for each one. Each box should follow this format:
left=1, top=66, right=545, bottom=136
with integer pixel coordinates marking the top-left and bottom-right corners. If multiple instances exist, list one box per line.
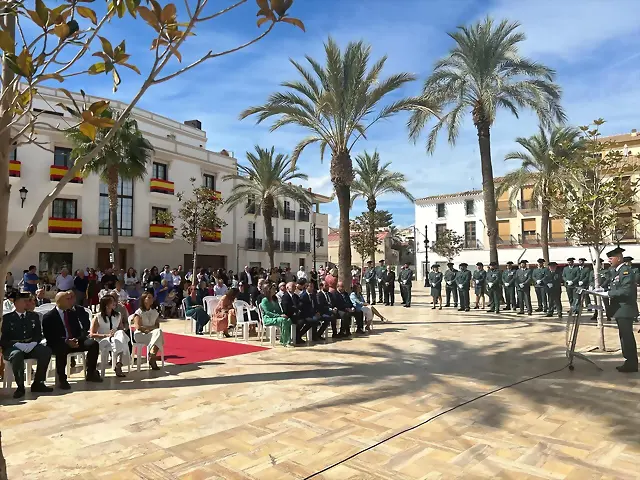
left=98, top=248, right=127, bottom=270
left=298, top=258, right=305, bottom=269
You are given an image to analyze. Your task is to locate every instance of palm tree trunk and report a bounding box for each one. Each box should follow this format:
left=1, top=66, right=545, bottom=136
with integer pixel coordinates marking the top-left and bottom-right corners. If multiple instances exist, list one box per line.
left=331, top=151, right=354, bottom=289
left=541, top=204, right=550, bottom=262
left=107, top=166, right=120, bottom=271
left=476, top=122, right=499, bottom=265
left=262, top=198, right=275, bottom=270
left=367, top=197, right=377, bottom=264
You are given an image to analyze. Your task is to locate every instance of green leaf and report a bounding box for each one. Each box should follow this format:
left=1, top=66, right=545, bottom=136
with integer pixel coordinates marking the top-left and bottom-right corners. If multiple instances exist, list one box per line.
left=35, top=0, right=49, bottom=26
left=121, top=62, right=140, bottom=74
left=98, top=36, right=114, bottom=58
left=76, top=6, right=97, bottom=24
left=280, top=17, right=305, bottom=31
left=79, top=122, right=97, bottom=140
left=112, top=68, right=121, bottom=92
left=88, top=62, right=106, bottom=74
left=125, top=0, right=139, bottom=17
left=39, top=73, right=64, bottom=82
left=0, top=30, right=15, bottom=54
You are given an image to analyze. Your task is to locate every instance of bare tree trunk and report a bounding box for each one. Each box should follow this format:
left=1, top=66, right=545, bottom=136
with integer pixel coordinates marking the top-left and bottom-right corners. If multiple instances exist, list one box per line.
left=591, top=245, right=605, bottom=351
left=331, top=151, right=354, bottom=289
left=262, top=198, right=275, bottom=270
left=107, top=167, right=119, bottom=271
left=367, top=197, right=377, bottom=264
left=192, top=243, right=197, bottom=285
left=476, top=122, right=499, bottom=265
left=0, top=12, right=16, bottom=310
left=541, top=204, right=550, bottom=262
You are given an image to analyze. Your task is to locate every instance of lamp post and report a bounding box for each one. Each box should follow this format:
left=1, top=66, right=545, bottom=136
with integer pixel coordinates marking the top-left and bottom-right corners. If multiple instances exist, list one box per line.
left=19, top=186, right=28, bottom=208
left=614, top=228, right=625, bottom=248
left=424, top=224, right=429, bottom=287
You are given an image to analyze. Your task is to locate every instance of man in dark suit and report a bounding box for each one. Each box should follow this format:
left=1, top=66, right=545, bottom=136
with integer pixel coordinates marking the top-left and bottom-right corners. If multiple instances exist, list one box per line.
left=330, top=283, right=355, bottom=337
left=280, top=281, right=305, bottom=344
left=298, top=280, right=332, bottom=341
left=337, top=281, right=364, bottom=333
left=383, top=265, right=396, bottom=306
left=1, top=292, right=53, bottom=398
left=316, top=281, right=338, bottom=337
left=42, top=291, right=102, bottom=389
left=238, top=265, right=256, bottom=297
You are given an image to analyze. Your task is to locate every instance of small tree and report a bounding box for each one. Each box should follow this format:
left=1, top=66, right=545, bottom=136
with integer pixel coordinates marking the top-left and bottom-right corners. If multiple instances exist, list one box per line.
left=156, top=177, right=226, bottom=279
left=351, top=210, right=393, bottom=269
left=431, top=229, right=464, bottom=262
left=551, top=120, right=638, bottom=351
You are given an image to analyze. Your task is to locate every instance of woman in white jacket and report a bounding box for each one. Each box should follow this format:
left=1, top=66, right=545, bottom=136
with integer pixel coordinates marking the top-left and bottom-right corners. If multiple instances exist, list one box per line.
left=90, top=295, right=131, bottom=377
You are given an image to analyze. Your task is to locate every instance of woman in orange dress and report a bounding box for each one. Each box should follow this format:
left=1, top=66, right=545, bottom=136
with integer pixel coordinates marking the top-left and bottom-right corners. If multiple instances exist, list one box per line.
left=212, top=288, right=238, bottom=338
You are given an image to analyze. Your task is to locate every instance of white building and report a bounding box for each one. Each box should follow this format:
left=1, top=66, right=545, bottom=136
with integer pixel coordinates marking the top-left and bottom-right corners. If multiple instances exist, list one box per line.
left=6, top=86, right=329, bottom=277
left=414, top=190, right=487, bottom=281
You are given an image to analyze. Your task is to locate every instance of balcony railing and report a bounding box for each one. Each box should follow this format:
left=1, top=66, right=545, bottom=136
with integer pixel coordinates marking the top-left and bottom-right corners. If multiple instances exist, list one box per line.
left=271, top=240, right=281, bottom=251
left=315, top=237, right=325, bottom=247
left=298, top=211, right=310, bottom=222
left=549, top=234, right=569, bottom=245
left=496, top=200, right=516, bottom=217
left=48, top=217, right=82, bottom=234
left=9, top=160, right=20, bottom=178
left=246, top=204, right=256, bottom=215
left=283, top=210, right=296, bottom=220
left=517, top=199, right=539, bottom=211
left=614, top=227, right=637, bottom=241
left=245, top=237, right=263, bottom=250
left=272, top=210, right=279, bottom=218
left=149, top=178, right=174, bottom=195
left=149, top=223, right=174, bottom=238
left=463, top=238, right=482, bottom=249
left=283, top=240, right=296, bottom=252
left=518, top=232, right=540, bottom=245
left=200, top=228, right=221, bottom=243
left=298, top=242, right=311, bottom=252
left=50, top=165, right=83, bottom=183
left=497, top=235, right=518, bottom=247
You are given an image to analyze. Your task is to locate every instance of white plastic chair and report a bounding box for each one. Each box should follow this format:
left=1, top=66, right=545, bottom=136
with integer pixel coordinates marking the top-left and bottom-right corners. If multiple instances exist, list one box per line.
left=257, top=304, right=279, bottom=347
left=182, top=298, right=197, bottom=333
left=66, top=351, right=87, bottom=378
left=2, top=359, right=39, bottom=389
left=202, top=296, right=222, bottom=337
left=233, top=300, right=260, bottom=342
left=129, top=319, right=165, bottom=372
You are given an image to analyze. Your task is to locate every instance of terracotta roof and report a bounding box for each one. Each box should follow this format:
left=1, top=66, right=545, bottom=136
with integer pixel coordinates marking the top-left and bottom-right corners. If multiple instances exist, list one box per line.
left=599, top=131, right=640, bottom=144
left=415, top=189, right=483, bottom=203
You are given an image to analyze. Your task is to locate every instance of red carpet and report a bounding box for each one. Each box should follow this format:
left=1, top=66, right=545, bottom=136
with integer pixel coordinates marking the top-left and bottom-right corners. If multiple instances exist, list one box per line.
left=162, top=332, right=268, bottom=365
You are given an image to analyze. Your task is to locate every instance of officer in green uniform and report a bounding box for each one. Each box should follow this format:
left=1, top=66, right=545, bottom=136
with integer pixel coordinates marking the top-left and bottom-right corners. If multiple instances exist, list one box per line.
left=562, top=257, right=579, bottom=312
left=363, top=260, right=377, bottom=305
left=428, top=264, right=443, bottom=309
left=603, top=247, right=638, bottom=372
left=375, top=259, right=385, bottom=303
left=472, top=262, right=486, bottom=309
left=1, top=292, right=54, bottom=398
left=502, top=261, right=516, bottom=311
left=532, top=258, right=548, bottom=312
left=398, top=262, right=414, bottom=308
left=594, top=259, right=611, bottom=322
left=544, top=262, right=562, bottom=317
left=485, top=261, right=501, bottom=313
left=623, top=256, right=640, bottom=285
left=516, top=259, right=532, bottom=315
left=577, top=258, right=594, bottom=311
left=444, top=262, right=458, bottom=308
left=455, top=263, right=472, bottom=312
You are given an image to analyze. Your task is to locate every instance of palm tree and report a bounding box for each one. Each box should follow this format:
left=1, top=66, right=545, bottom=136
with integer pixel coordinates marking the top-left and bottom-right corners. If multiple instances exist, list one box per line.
left=351, top=150, right=414, bottom=263
left=67, top=108, right=153, bottom=271
left=498, top=125, right=582, bottom=261
left=408, top=18, right=565, bottom=264
left=240, top=37, right=437, bottom=286
left=223, top=146, right=312, bottom=270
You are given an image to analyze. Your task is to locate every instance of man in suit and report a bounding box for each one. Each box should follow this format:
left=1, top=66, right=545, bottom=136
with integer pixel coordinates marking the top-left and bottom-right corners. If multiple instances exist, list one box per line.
left=42, top=291, right=102, bottom=389
left=544, top=262, right=563, bottom=318
left=398, top=263, right=414, bottom=308
left=375, top=259, right=386, bottom=303
left=330, top=282, right=355, bottom=337
left=299, top=280, right=332, bottom=340
left=516, top=259, right=533, bottom=315
left=1, top=292, right=53, bottom=398
left=383, top=265, right=396, bottom=306
left=562, top=257, right=579, bottom=312
left=239, top=265, right=256, bottom=297
left=455, top=263, right=472, bottom=312
left=316, top=281, right=338, bottom=337
left=363, top=261, right=377, bottom=305
left=279, top=281, right=302, bottom=343
left=337, top=281, right=364, bottom=334
left=532, top=258, right=548, bottom=313
left=602, top=247, right=638, bottom=372
left=444, top=262, right=458, bottom=308
left=502, top=261, right=516, bottom=311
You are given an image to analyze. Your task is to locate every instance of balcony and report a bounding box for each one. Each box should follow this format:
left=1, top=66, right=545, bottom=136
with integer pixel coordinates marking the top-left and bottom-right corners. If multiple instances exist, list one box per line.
left=9, top=160, right=20, bottom=178
left=298, top=210, right=310, bottom=222
left=246, top=203, right=256, bottom=215
left=272, top=240, right=281, bottom=251
left=149, top=178, right=174, bottom=195
left=315, top=237, right=325, bottom=247
left=496, top=201, right=516, bottom=218
left=245, top=237, right=263, bottom=250
left=283, top=209, right=296, bottom=220
left=549, top=234, right=570, bottom=246
left=517, top=199, right=539, bottom=212
left=497, top=235, right=518, bottom=248
left=50, top=165, right=83, bottom=183
left=272, top=210, right=279, bottom=218
left=283, top=240, right=296, bottom=252
left=48, top=217, right=82, bottom=237
left=613, top=227, right=637, bottom=242
left=149, top=224, right=174, bottom=242
left=200, top=228, right=221, bottom=243
left=518, top=232, right=540, bottom=246
left=463, top=238, right=482, bottom=249
left=298, top=242, right=311, bottom=252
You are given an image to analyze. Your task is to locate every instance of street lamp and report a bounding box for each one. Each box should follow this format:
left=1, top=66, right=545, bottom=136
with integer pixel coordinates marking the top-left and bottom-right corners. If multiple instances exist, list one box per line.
left=311, top=211, right=317, bottom=270
left=19, top=186, right=28, bottom=208
left=614, top=228, right=625, bottom=248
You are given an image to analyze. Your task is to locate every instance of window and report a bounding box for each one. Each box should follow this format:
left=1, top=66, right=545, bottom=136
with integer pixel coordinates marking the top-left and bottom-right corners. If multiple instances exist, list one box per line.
left=550, top=218, right=565, bottom=241
left=53, top=147, right=73, bottom=168
left=152, top=162, right=168, bottom=180
left=52, top=198, right=77, bottom=219
left=299, top=229, right=306, bottom=243
left=521, top=218, right=536, bottom=234
left=151, top=206, right=168, bottom=224
left=248, top=221, right=256, bottom=238
left=315, top=227, right=323, bottom=245
left=497, top=221, right=510, bottom=241
left=616, top=212, right=634, bottom=239
left=203, top=174, right=215, bottom=190
left=9, top=148, right=16, bottom=161
left=284, top=200, right=291, bottom=212
left=465, top=199, right=474, bottom=215
left=436, top=203, right=445, bottom=218
left=284, top=227, right=291, bottom=242
left=464, top=221, right=476, bottom=246
left=435, top=223, right=446, bottom=240
left=39, top=252, right=73, bottom=277
left=99, top=178, right=134, bottom=237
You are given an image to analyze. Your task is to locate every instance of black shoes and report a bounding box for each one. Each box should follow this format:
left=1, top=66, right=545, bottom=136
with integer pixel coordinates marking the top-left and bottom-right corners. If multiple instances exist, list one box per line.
left=59, top=380, right=71, bottom=390
left=616, top=364, right=638, bottom=373
left=13, top=386, right=25, bottom=399
left=86, top=371, right=103, bottom=383
left=31, top=382, right=53, bottom=393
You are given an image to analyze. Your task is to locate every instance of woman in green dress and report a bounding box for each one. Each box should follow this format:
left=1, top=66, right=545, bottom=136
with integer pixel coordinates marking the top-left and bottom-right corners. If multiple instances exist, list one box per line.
left=184, top=285, right=210, bottom=335
left=259, top=283, right=292, bottom=346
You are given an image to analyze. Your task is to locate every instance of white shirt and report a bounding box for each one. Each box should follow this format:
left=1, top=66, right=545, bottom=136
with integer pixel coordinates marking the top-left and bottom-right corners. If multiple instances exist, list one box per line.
left=213, top=284, right=228, bottom=296
left=244, top=270, right=253, bottom=285
left=160, top=271, right=174, bottom=284
left=276, top=290, right=286, bottom=299
left=134, top=308, right=159, bottom=327
left=93, top=312, right=122, bottom=334
left=172, top=274, right=181, bottom=287
left=124, top=275, right=138, bottom=286
left=115, top=288, right=129, bottom=303
left=296, top=270, right=307, bottom=280
left=56, top=274, right=74, bottom=291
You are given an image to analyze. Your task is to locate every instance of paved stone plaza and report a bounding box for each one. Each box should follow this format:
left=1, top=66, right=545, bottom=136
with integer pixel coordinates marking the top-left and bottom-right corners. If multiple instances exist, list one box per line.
left=1, top=287, right=640, bottom=479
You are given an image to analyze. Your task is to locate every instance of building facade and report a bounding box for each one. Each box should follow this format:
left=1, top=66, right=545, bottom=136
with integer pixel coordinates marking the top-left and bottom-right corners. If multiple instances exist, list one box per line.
left=7, top=86, right=329, bottom=277
left=413, top=129, right=640, bottom=281
left=327, top=228, right=399, bottom=269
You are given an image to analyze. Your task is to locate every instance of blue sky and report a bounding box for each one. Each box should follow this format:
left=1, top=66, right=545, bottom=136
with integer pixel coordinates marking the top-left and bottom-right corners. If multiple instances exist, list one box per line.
left=56, top=0, right=640, bottom=228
